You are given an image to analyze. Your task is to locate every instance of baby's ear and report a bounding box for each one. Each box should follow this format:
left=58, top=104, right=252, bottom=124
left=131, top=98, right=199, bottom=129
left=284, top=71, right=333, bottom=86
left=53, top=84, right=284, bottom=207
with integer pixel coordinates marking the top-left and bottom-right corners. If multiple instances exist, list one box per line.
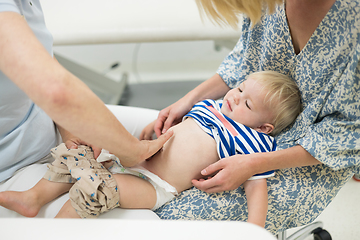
left=256, top=123, right=274, bottom=134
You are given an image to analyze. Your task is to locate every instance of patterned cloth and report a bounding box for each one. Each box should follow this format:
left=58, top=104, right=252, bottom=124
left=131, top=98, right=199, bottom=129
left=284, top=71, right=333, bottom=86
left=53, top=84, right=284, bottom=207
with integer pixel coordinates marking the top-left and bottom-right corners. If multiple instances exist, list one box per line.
left=44, top=144, right=120, bottom=218
left=155, top=0, right=360, bottom=234
left=184, top=99, right=276, bottom=180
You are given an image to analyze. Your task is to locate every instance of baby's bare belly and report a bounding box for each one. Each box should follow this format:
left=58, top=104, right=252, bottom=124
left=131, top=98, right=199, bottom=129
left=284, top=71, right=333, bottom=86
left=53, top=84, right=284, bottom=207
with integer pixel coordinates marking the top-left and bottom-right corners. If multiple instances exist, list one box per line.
left=139, top=118, right=219, bottom=193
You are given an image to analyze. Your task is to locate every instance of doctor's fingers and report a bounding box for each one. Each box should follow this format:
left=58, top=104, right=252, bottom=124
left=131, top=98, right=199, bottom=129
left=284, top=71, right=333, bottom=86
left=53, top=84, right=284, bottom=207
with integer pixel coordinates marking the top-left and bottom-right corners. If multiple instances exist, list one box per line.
left=143, top=129, right=174, bottom=159
left=90, top=145, right=102, bottom=159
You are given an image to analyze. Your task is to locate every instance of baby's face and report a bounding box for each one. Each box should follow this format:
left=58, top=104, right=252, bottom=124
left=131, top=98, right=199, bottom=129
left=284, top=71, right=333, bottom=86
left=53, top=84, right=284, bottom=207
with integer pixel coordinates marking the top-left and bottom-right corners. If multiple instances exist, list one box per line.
left=221, top=77, right=274, bottom=132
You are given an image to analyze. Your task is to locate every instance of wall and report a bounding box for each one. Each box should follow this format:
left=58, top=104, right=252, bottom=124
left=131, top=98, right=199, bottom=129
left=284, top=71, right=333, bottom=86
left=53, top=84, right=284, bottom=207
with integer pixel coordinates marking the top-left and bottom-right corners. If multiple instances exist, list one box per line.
left=53, top=40, right=231, bottom=84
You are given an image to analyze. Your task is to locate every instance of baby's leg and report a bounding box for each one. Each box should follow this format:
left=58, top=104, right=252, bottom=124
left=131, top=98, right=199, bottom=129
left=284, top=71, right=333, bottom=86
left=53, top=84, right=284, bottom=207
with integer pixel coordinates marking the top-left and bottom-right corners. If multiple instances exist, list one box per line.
left=55, top=199, right=80, bottom=218
left=0, top=179, right=72, bottom=217
left=55, top=173, right=156, bottom=218
left=0, top=144, right=77, bottom=217
left=113, top=173, right=157, bottom=209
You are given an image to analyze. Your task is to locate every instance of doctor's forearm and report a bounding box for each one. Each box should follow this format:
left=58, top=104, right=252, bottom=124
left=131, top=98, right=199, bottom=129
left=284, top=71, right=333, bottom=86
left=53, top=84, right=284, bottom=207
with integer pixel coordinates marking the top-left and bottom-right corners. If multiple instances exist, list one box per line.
left=0, top=12, right=141, bottom=163
left=45, top=73, right=141, bottom=161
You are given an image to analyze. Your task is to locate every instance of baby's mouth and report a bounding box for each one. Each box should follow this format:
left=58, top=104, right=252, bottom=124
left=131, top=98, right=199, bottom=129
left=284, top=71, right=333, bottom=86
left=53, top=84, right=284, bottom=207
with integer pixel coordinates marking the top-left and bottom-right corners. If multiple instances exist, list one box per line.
left=226, top=100, right=232, bottom=111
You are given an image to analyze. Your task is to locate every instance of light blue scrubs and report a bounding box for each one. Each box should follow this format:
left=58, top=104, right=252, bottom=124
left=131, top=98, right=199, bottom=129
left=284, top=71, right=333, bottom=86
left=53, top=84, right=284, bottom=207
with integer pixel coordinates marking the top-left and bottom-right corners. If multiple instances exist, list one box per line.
left=0, top=0, right=57, bottom=182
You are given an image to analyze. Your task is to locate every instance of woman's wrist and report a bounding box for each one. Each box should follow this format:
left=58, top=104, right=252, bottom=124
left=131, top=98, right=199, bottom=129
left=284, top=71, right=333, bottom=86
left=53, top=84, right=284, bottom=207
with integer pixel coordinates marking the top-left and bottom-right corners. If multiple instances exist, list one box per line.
left=247, top=152, right=268, bottom=175
left=249, top=145, right=322, bottom=174
left=182, top=87, right=204, bottom=108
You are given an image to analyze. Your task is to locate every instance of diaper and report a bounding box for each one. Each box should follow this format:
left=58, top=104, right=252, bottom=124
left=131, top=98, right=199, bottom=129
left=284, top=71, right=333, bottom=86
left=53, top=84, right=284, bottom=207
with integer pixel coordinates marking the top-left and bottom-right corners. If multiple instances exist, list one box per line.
left=97, top=150, right=178, bottom=210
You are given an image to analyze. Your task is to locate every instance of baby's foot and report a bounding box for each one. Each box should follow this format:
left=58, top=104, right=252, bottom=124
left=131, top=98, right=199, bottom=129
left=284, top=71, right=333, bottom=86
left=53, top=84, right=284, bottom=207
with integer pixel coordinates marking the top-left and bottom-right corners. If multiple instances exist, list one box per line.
left=0, top=191, right=41, bottom=217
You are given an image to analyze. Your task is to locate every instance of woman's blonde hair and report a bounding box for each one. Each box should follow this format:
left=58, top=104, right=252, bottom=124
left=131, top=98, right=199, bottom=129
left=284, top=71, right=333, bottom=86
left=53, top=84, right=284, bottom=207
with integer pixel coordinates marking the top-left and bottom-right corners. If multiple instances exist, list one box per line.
left=195, top=0, right=283, bottom=28
left=249, top=71, right=302, bottom=136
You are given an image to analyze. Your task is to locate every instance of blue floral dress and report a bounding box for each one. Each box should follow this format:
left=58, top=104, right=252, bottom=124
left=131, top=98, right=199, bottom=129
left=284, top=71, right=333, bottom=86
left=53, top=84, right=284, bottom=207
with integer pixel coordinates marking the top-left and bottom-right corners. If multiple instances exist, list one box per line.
left=155, top=0, right=360, bottom=234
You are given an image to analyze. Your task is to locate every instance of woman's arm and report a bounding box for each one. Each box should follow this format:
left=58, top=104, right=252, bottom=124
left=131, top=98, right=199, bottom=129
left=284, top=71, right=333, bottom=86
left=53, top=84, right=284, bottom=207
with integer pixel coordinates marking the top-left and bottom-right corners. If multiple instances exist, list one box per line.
left=154, top=73, right=230, bottom=136
left=0, top=12, right=172, bottom=167
left=243, top=179, right=268, bottom=228
left=192, top=145, right=321, bottom=192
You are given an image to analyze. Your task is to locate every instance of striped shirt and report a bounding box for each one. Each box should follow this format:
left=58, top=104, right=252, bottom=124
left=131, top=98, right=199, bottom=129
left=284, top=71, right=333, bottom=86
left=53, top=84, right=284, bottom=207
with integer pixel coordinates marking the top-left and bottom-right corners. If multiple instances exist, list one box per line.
left=184, top=99, right=276, bottom=180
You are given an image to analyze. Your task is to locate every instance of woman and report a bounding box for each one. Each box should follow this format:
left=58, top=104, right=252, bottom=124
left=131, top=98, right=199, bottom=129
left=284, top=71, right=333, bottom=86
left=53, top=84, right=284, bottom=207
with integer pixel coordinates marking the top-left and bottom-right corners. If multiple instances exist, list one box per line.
left=151, top=0, right=360, bottom=234
left=0, top=0, right=171, bottom=191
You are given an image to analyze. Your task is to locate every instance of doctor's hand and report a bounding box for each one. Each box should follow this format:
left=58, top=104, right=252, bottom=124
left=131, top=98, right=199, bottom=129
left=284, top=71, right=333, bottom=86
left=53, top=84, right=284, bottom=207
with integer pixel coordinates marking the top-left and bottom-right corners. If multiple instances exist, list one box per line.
left=57, top=124, right=102, bottom=158
left=64, top=137, right=102, bottom=159
left=120, top=129, right=174, bottom=167
left=192, top=154, right=256, bottom=193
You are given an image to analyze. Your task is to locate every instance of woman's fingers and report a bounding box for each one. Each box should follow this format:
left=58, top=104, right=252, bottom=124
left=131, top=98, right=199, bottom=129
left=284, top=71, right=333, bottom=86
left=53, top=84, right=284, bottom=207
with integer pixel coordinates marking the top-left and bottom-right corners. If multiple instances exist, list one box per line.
left=200, top=160, right=223, bottom=177
left=154, top=110, right=169, bottom=137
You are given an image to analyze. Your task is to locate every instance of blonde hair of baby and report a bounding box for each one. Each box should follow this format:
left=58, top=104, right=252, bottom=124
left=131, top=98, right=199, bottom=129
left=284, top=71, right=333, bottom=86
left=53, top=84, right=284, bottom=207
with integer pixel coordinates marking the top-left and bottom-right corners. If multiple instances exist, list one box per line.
left=249, top=71, right=302, bottom=136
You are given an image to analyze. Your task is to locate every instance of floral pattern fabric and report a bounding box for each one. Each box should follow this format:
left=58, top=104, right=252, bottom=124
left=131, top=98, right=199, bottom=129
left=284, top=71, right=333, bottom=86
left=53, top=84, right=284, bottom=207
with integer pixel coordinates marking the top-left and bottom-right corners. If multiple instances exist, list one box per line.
left=155, top=0, right=360, bottom=234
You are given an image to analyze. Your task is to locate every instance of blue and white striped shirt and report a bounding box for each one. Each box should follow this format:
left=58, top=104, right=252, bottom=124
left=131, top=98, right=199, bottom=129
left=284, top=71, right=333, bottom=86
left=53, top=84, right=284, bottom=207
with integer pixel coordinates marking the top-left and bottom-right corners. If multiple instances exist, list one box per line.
left=184, top=99, right=276, bottom=180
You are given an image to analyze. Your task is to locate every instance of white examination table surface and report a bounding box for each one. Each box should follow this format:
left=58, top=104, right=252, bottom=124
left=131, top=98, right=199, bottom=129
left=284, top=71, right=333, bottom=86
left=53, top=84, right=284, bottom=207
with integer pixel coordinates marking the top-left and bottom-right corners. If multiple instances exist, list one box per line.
left=2, top=219, right=276, bottom=240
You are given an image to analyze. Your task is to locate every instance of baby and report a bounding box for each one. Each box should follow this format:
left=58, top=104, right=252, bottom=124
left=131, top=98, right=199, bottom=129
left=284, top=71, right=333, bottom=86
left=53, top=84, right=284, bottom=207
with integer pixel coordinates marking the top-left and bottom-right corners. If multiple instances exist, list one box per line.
left=0, top=71, right=302, bottom=227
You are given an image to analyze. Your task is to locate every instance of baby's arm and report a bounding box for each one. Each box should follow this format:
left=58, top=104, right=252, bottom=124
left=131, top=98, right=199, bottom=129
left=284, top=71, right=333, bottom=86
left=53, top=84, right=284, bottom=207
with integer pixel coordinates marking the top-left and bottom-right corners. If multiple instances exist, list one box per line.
left=243, top=178, right=268, bottom=228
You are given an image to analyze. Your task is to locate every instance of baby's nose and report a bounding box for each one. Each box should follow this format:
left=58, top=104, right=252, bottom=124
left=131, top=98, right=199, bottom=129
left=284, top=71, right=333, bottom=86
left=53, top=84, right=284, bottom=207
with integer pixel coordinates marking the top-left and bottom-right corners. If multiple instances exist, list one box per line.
left=234, top=95, right=240, bottom=104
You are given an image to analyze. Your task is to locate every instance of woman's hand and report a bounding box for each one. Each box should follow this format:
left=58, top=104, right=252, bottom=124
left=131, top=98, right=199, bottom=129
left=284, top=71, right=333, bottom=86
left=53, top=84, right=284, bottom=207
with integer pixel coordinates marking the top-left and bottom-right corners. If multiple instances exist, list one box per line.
left=154, top=99, right=194, bottom=137
left=140, top=120, right=156, bottom=140
left=192, top=146, right=322, bottom=193
left=192, top=154, right=257, bottom=193
left=154, top=74, right=230, bottom=137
